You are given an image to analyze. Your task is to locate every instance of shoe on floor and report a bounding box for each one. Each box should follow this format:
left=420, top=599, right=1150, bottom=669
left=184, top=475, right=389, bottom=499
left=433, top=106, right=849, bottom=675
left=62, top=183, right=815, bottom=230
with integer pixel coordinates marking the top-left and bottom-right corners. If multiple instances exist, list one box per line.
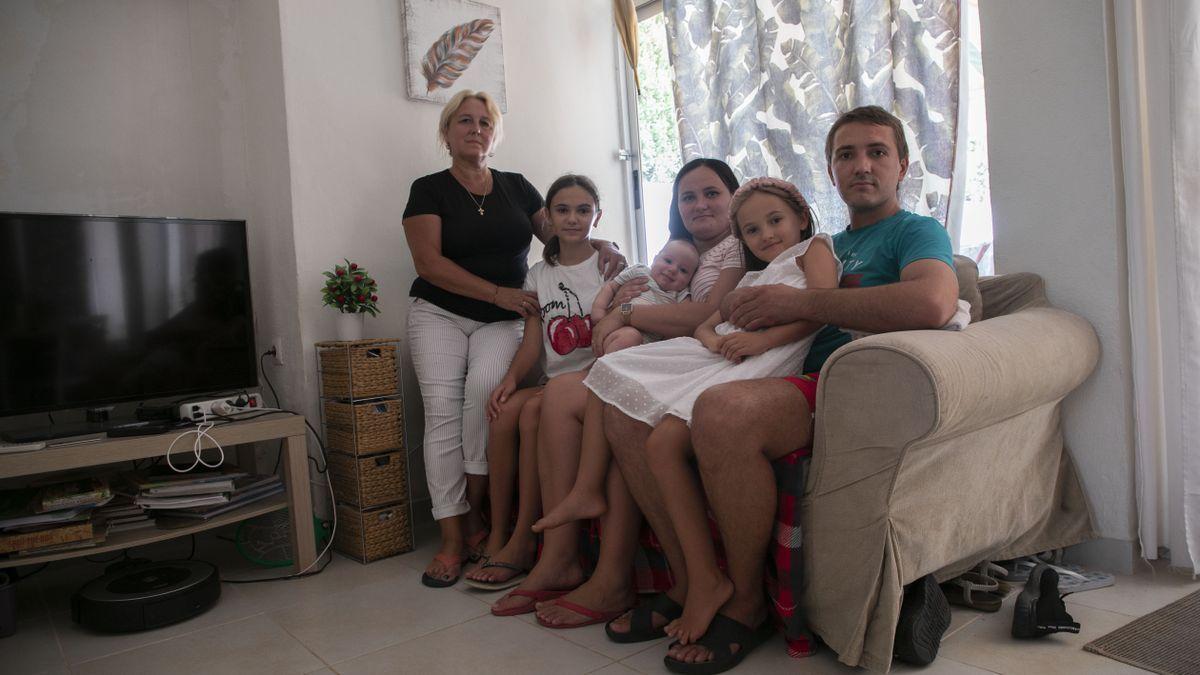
left=894, top=573, right=952, bottom=665
left=1011, top=563, right=1081, bottom=638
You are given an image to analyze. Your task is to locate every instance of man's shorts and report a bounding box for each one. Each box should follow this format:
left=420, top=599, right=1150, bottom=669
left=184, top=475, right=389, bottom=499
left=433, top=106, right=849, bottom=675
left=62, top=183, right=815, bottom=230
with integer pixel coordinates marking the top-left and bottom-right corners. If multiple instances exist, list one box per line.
left=783, top=373, right=819, bottom=419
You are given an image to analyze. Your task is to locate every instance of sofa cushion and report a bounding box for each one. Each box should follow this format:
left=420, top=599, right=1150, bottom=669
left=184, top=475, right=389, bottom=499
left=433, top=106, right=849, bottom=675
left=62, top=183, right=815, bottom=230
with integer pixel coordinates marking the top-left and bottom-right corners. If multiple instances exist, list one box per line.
left=953, top=255, right=984, bottom=323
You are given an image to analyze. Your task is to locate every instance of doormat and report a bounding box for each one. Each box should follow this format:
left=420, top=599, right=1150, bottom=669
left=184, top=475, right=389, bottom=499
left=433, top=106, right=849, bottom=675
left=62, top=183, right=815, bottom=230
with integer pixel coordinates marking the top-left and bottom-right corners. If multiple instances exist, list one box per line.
left=1083, top=589, right=1200, bottom=674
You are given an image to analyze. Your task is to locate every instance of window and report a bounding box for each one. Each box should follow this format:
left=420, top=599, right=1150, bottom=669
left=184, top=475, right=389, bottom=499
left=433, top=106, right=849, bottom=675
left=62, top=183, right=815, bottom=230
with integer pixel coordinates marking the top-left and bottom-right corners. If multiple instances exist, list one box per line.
left=623, top=1, right=992, bottom=274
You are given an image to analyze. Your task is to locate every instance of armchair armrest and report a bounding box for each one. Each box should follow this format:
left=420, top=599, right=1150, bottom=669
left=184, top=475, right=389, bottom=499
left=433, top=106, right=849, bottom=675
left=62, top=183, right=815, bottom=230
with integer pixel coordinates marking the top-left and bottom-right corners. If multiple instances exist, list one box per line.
left=809, top=306, right=1099, bottom=496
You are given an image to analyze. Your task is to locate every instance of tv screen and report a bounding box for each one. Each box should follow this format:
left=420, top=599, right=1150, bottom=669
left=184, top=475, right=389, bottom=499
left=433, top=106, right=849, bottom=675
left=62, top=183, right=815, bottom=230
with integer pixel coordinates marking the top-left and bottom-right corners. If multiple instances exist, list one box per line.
left=0, top=213, right=257, bottom=417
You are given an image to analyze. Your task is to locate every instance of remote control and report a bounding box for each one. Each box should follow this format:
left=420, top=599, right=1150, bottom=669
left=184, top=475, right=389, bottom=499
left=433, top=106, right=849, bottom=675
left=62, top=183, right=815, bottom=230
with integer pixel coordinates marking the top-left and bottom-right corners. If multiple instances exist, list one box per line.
left=0, top=440, right=48, bottom=454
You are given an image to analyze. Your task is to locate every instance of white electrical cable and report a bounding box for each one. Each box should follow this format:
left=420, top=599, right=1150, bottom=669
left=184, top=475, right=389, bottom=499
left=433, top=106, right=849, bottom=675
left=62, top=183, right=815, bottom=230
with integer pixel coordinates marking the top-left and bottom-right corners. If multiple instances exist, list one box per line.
left=164, top=412, right=225, bottom=472
left=216, top=403, right=337, bottom=576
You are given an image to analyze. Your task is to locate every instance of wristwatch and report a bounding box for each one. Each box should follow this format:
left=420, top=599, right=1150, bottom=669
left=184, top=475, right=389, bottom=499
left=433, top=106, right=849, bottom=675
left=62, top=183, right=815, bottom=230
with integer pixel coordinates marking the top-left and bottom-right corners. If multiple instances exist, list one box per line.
left=619, top=302, right=634, bottom=326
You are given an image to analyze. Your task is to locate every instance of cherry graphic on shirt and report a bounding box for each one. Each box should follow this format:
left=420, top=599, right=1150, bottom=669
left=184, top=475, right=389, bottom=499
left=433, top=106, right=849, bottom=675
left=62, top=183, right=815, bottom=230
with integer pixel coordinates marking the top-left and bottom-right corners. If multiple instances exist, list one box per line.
left=547, top=282, right=592, bottom=355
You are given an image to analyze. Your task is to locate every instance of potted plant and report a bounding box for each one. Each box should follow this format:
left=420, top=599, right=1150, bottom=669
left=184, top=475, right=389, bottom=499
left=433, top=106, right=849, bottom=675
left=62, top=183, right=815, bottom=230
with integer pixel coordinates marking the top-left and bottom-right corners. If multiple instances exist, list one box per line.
left=322, top=259, right=379, bottom=341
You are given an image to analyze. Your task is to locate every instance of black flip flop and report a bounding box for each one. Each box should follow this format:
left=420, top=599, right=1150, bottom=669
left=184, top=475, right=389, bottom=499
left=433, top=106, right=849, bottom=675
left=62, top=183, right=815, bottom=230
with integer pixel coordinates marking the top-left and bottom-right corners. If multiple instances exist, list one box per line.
left=663, top=613, right=775, bottom=674
left=605, top=593, right=684, bottom=643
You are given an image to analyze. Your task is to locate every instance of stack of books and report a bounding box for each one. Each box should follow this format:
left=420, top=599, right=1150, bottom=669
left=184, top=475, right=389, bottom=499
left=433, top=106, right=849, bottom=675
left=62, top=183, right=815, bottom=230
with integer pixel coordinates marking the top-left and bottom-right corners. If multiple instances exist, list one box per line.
left=0, top=477, right=112, bottom=557
left=130, top=470, right=284, bottom=521
left=94, top=497, right=154, bottom=534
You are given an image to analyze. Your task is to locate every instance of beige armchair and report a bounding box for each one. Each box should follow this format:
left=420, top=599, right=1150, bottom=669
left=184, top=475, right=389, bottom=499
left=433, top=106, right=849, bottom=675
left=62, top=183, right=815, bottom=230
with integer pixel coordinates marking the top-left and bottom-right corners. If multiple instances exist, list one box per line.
left=800, top=266, right=1099, bottom=672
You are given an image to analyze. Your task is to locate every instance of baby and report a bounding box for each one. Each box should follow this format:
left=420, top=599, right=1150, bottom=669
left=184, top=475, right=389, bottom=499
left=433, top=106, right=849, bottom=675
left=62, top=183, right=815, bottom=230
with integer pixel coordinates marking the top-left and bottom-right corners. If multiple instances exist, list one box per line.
left=590, top=239, right=699, bottom=353
left=530, top=239, right=697, bottom=536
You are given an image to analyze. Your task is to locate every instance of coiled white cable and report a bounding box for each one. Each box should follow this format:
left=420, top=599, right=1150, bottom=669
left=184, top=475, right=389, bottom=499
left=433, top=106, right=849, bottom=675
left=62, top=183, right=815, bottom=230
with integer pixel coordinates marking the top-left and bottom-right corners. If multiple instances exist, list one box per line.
left=165, top=412, right=225, bottom=472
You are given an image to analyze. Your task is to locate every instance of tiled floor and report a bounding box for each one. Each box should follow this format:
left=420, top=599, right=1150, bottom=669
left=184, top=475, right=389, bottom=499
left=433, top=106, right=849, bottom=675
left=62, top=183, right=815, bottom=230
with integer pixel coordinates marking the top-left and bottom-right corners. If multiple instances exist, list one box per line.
left=3, top=525, right=1198, bottom=674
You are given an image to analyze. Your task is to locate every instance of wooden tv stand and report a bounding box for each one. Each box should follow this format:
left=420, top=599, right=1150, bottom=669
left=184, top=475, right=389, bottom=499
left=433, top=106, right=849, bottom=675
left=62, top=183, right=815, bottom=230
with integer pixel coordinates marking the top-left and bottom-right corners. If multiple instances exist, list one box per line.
left=0, top=413, right=316, bottom=572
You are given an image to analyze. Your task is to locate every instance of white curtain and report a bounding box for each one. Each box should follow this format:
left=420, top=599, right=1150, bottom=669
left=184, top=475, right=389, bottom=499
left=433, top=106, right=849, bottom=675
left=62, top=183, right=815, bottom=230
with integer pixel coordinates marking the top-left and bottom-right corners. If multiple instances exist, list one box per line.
left=1173, top=0, right=1200, bottom=575
left=1116, top=0, right=1200, bottom=574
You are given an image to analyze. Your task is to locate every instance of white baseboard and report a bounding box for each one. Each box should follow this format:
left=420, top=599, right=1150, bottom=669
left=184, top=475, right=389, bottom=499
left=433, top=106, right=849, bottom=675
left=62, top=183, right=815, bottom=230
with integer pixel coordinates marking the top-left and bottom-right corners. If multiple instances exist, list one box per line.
left=1064, top=537, right=1139, bottom=574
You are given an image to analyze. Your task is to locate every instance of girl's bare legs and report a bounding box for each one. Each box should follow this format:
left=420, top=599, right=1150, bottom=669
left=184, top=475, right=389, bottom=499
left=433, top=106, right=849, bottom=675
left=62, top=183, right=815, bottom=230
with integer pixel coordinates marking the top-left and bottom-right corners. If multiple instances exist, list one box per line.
left=492, top=372, right=591, bottom=612
left=470, top=392, right=543, bottom=583
left=534, top=458, right=640, bottom=626
left=646, top=416, right=732, bottom=645
left=532, top=391, right=610, bottom=532
left=466, top=387, right=541, bottom=582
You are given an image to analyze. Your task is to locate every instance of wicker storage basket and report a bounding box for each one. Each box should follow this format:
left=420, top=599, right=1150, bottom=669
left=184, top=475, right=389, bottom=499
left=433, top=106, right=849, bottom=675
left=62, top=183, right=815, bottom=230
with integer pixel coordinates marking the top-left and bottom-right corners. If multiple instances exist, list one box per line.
left=334, top=503, right=412, bottom=563
left=327, top=450, right=407, bottom=509
left=324, top=399, right=404, bottom=456
left=318, top=341, right=398, bottom=399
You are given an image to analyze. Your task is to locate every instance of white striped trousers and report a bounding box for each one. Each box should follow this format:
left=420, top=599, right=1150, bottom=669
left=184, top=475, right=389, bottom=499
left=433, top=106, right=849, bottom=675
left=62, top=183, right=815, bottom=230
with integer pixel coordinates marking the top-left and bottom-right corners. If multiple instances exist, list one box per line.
left=406, top=298, right=521, bottom=520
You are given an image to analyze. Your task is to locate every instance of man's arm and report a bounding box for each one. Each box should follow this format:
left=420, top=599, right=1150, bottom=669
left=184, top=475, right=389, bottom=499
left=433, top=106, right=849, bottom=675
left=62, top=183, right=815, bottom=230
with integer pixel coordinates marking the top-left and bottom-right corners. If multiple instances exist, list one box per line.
left=723, top=259, right=959, bottom=333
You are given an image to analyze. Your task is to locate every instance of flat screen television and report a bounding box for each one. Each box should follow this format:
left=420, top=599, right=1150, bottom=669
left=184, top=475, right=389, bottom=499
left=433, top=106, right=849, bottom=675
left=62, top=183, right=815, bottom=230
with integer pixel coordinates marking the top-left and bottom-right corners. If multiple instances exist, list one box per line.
left=0, top=213, right=257, bottom=420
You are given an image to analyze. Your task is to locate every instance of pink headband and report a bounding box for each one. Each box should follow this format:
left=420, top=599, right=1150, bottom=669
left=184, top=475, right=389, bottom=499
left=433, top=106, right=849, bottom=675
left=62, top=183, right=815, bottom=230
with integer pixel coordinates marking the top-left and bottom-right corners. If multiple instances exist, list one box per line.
left=729, top=177, right=809, bottom=223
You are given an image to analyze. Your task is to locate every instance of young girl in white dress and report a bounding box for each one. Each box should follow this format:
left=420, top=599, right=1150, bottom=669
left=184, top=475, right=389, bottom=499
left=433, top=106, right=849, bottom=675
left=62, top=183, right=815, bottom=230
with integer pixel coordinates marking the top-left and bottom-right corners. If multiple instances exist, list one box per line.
left=583, top=177, right=841, bottom=645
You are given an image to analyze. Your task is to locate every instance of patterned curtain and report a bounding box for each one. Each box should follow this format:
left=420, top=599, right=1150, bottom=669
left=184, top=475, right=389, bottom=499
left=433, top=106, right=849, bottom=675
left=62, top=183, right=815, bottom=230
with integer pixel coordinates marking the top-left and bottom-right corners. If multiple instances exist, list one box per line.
left=664, top=0, right=960, bottom=231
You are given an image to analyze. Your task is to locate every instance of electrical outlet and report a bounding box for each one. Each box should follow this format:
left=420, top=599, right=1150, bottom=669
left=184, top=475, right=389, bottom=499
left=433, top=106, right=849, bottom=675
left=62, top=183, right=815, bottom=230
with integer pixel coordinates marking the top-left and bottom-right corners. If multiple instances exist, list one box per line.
left=271, top=339, right=284, bottom=366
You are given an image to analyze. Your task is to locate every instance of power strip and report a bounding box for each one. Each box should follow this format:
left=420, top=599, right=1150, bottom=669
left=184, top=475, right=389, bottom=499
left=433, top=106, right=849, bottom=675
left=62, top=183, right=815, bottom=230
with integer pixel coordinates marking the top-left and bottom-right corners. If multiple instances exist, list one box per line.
left=178, top=393, right=263, bottom=421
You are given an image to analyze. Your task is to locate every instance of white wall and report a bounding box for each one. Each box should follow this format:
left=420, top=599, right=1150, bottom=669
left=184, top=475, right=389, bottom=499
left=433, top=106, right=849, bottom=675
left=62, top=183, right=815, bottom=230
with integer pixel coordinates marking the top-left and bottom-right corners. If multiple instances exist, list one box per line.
left=0, top=0, right=627, bottom=514
left=0, top=0, right=247, bottom=218
left=274, top=0, right=629, bottom=507
left=980, top=0, right=1137, bottom=569
left=0, top=0, right=304, bottom=425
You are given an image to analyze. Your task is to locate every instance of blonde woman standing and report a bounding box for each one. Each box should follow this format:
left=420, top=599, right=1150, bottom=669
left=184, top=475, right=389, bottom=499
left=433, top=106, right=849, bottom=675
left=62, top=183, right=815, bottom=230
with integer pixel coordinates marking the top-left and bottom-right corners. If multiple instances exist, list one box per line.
left=403, top=91, right=624, bottom=587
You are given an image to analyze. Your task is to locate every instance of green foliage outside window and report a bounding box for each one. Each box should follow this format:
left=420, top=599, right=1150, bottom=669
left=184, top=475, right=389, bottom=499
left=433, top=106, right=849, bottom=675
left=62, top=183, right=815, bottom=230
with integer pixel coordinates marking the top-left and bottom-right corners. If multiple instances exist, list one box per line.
left=636, top=14, right=682, bottom=185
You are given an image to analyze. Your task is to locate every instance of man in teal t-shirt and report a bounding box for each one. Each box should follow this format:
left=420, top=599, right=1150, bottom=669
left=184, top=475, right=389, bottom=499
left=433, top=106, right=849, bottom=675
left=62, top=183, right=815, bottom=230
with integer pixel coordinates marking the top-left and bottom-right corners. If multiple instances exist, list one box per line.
left=657, top=106, right=961, bottom=669
left=802, top=207, right=956, bottom=370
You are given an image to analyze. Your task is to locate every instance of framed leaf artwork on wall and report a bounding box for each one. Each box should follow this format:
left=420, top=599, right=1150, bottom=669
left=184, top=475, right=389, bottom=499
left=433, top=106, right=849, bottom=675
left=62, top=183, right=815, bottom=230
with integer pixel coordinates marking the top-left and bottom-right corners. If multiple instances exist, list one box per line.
left=403, top=0, right=507, bottom=112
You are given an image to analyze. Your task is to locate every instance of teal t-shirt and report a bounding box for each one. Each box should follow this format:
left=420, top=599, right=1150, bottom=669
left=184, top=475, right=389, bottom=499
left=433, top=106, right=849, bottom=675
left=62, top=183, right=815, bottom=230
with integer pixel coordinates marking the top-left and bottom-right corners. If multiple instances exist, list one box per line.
left=801, top=210, right=954, bottom=372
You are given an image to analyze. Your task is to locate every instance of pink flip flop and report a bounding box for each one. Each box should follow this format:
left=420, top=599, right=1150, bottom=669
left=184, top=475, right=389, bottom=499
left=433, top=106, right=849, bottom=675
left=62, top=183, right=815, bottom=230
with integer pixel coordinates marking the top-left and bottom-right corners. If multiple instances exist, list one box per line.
left=491, top=588, right=574, bottom=617
left=535, top=597, right=630, bottom=629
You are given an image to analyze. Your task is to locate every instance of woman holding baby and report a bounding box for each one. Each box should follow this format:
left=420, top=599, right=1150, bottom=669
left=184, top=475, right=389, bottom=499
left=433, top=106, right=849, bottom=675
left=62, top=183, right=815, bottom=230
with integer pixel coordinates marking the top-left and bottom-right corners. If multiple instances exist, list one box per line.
left=485, top=158, right=749, bottom=630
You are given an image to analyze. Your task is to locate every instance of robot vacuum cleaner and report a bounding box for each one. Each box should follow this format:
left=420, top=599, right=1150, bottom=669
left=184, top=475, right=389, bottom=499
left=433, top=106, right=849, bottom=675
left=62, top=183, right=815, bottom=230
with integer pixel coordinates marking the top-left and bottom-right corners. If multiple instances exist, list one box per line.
left=71, top=560, right=221, bottom=632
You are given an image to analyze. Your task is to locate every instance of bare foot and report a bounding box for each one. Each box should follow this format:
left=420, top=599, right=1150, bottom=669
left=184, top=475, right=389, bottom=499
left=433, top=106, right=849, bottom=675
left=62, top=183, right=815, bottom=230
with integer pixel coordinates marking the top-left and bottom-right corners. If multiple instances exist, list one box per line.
left=665, top=605, right=766, bottom=664
left=466, top=538, right=535, bottom=584
left=534, top=577, right=635, bottom=627
left=490, top=558, right=585, bottom=615
left=665, top=575, right=734, bottom=645
left=422, top=553, right=463, bottom=586
left=531, top=489, right=607, bottom=533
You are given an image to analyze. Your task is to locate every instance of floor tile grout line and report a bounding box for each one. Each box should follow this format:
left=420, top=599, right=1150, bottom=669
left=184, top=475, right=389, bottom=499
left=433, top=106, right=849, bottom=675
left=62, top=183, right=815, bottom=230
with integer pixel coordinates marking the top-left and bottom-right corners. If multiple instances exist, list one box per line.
left=61, top=611, right=269, bottom=668
left=529, top=621, right=625, bottom=664
left=267, top=613, right=336, bottom=669
left=311, top=607, right=495, bottom=670
left=1063, top=598, right=1144, bottom=618
left=44, top=583, right=71, bottom=673
left=940, top=655, right=1004, bottom=674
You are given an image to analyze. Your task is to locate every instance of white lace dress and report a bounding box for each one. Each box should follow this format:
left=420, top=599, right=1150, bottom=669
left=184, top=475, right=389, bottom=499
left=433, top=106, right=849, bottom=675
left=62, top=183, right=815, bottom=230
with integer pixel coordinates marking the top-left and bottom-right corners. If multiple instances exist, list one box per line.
left=584, top=234, right=838, bottom=426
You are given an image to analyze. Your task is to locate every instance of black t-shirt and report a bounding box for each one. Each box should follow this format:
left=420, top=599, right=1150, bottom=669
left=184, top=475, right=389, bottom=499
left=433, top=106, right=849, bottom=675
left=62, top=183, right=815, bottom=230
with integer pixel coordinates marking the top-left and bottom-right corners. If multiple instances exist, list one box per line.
left=403, top=169, right=544, bottom=322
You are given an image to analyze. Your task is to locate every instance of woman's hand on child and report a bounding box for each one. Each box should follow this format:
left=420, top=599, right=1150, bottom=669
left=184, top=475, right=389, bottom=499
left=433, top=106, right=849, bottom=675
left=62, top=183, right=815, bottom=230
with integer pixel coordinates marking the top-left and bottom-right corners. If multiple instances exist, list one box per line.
left=716, top=332, right=769, bottom=363
left=610, top=277, right=650, bottom=308
left=494, top=287, right=540, bottom=317
left=487, top=377, right=518, bottom=421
